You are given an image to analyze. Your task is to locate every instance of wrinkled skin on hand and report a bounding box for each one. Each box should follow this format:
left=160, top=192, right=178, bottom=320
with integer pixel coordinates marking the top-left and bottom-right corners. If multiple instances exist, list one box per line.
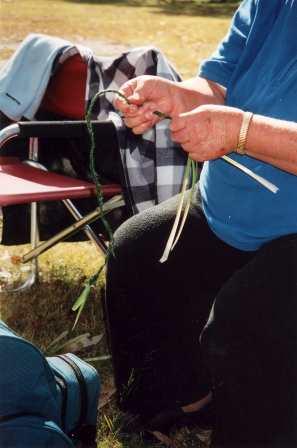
left=114, top=76, right=242, bottom=162
left=170, top=104, right=243, bottom=162
left=114, top=75, right=200, bottom=134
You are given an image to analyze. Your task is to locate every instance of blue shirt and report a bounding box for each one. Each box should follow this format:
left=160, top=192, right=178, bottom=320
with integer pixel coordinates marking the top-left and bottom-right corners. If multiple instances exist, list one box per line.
left=199, top=0, right=297, bottom=251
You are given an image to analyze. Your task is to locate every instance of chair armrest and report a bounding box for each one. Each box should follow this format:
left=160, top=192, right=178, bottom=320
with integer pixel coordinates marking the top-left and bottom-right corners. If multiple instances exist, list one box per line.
left=17, top=120, right=116, bottom=139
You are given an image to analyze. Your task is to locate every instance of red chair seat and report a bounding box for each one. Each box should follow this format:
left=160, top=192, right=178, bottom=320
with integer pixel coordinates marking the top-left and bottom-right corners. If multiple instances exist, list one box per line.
left=0, top=157, right=121, bottom=206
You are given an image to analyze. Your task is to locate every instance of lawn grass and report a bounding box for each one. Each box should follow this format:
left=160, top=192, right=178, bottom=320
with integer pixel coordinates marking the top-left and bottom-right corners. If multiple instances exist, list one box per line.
left=0, top=0, right=238, bottom=78
left=0, top=1, right=238, bottom=446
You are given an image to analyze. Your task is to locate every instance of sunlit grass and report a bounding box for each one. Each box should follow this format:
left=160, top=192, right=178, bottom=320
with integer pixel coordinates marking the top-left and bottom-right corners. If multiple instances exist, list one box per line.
left=0, top=241, right=105, bottom=343
left=0, top=0, right=236, bottom=78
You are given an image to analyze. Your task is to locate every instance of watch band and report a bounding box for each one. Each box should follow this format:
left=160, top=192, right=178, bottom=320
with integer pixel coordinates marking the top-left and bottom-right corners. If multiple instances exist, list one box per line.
left=236, top=111, right=253, bottom=155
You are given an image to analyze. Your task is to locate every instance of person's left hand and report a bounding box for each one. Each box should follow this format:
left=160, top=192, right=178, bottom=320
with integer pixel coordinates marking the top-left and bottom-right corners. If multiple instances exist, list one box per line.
left=169, top=104, right=243, bottom=161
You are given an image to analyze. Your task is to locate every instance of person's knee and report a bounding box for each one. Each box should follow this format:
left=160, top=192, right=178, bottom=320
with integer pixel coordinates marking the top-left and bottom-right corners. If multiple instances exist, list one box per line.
left=200, top=304, right=245, bottom=381
left=200, top=310, right=226, bottom=376
left=112, top=212, right=156, bottom=262
left=111, top=199, right=177, bottom=263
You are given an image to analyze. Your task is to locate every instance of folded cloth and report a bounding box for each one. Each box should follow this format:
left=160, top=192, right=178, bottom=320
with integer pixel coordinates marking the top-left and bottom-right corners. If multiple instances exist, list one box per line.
left=0, top=33, right=91, bottom=120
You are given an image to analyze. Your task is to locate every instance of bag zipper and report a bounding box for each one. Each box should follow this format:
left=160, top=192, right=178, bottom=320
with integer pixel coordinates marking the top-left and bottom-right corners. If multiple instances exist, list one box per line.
left=57, top=354, right=87, bottom=432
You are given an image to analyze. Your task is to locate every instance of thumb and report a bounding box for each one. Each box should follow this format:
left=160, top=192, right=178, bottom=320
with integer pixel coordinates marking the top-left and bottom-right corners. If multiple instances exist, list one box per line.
left=126, top=87, right=145, bottom=105
left=170, top=113, right=187, bottom=132
left=170, top=108, right=199, bottom=131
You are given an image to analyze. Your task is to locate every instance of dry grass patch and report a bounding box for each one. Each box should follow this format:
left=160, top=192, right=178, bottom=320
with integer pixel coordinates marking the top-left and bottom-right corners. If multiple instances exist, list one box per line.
left=0, top=241, right=105, bottom=347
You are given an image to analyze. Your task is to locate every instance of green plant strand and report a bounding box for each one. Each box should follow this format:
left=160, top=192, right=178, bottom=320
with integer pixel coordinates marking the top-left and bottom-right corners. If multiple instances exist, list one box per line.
left=72, top=265, right=104, bottom=330
left=85, top=89, right=131, bottom=250
left=73, top=89, right=129, bottom=328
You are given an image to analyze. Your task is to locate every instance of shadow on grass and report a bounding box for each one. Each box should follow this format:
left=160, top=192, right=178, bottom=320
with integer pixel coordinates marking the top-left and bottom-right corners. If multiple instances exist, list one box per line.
left=0, top=277, right=105, bottom=353
left=97, top=401, right=212, bottom=448
left=62, top=0, right=239, bottom=18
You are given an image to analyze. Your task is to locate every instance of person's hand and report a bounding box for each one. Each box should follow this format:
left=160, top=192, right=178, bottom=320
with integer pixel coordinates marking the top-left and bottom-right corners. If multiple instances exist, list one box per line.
left=114, top=75, right=195, bottom=134
left=170, top=104, right=243, bottom=161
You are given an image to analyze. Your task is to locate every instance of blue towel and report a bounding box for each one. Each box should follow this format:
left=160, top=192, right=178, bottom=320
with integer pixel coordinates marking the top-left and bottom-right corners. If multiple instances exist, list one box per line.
left=0, top=33, right=90, bottom=120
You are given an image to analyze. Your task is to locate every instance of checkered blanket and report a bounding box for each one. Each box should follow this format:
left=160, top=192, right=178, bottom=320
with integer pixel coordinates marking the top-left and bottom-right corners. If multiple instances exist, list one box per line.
left=87, top=48, right=187, bottom=213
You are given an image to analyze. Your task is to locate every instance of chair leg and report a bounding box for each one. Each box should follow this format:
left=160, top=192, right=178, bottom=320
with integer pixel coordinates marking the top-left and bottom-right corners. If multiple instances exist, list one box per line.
left=16, top=138, right=40, bottom=289
left=62, top=199, right=108, bottom=254
left=0, top=138, right=40, bottom=293
left=0, top=202, right=39, bottom=294
left=28, top=201, right=39, bottom=285
left=0, top=151, right=123, bottom=291
left=20, top=195, right=125, bottom=264
left=12, top=140, right=40, bottom=290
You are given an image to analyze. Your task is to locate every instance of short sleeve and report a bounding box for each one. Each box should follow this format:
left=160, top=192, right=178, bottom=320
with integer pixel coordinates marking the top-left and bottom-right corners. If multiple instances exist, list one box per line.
left=198, top=0, right=258, bottom=88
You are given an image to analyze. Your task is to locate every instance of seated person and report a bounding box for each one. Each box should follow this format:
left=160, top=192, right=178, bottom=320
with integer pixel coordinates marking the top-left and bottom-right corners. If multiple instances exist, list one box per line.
left=106, top=0, right=297, bottom=445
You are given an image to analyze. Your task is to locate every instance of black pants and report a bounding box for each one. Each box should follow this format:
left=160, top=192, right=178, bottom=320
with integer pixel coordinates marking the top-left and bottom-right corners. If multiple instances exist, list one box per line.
left=105, top=189, right=297, bottom=445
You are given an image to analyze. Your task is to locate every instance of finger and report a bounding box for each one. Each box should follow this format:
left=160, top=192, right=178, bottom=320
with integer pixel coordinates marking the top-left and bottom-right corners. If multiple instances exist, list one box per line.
left=171, top=128, right=190, bottom=145
left=126, top=89, right=145, bottom=105
left=115, top=99, right=139, bottom=115
left=113, top=80, right=137, bottom=110
left=116, top=99, right=154, bottom=118
left=126, top=82, right=150, bottom=106
left=124, top=104, right=141, bottom=117
left=124, top=114, right=150, bottom=128
left=132, top=120, right=155, bottom=135
left=181, top=142, right=194, bottom=153
left=119, top=79, right=137, bottom=98
left=123, top=103, right=155, bottom=122
left=170, top=116, right=186, bottom=133
left=126, top=101, right=160, bottom=120
left=114, top=95, right=131, bottom=113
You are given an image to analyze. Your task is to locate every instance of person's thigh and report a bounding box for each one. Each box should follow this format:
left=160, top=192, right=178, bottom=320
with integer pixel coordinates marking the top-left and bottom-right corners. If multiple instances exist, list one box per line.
left=201, top=234, right=297, bottom=446
left=109, top=188, right=252, bottom=297
left=105, top=188, right=253, bottom=413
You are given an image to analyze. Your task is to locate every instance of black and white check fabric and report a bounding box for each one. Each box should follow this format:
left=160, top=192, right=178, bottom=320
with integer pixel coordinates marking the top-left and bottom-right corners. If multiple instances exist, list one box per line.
left=86, top=47, right=187, bottom=214
left=0, top=34, right=186, bottom=215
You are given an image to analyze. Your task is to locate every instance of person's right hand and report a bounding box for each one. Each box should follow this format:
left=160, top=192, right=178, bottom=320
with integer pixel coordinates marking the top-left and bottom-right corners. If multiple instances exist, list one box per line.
left=114, top=75, right=182, bottom=134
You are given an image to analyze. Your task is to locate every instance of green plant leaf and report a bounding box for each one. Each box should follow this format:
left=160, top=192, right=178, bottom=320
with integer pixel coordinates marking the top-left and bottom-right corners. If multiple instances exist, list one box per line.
left=72, top=283, right=91, bottom=312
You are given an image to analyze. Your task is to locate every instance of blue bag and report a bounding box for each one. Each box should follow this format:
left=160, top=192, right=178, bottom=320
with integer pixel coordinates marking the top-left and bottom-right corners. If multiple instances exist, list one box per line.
left=0, top=416, right=74, bottom=447
left=0, top=320, right=100, bottom=447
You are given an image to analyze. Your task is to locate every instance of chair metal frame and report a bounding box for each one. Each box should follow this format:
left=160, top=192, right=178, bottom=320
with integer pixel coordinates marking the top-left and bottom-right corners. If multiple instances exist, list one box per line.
left=0, top=121, right=124, bottom=292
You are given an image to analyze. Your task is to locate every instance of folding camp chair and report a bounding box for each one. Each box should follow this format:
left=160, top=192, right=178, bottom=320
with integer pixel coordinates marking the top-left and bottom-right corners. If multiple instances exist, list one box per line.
left=0, top=121, right=124, bottom=292
left=0, top=53, right=126, bottom=292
